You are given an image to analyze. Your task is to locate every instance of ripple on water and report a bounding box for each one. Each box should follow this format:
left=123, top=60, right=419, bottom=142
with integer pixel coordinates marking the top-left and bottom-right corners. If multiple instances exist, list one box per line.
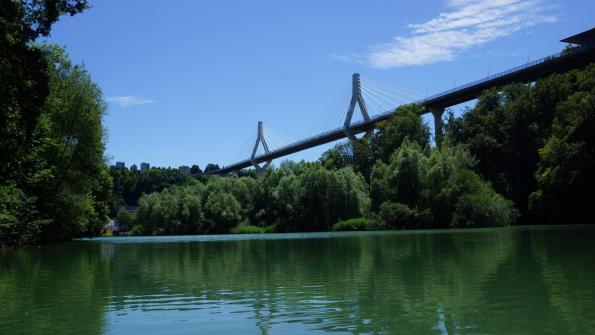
left=2, top=226, right=595, bottom=334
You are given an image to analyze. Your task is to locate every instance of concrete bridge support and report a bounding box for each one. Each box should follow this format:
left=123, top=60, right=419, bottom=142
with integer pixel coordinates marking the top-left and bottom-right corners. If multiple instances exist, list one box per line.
left=431, top=108, right=445, bottom=147
left=251, top=121, right=272, bottom=176
left=343, top=73, right=371, bottom=140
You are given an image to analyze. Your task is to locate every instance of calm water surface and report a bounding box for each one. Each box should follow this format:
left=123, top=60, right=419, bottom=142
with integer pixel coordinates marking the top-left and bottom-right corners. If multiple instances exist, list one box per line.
left=1, top=226, right=595, bottom=334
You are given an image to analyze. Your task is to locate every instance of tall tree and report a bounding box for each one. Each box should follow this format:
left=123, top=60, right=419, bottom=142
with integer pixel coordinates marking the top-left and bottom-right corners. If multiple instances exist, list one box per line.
left=446, top=64, right=595, bottom=224
left=0, top=1, right=115, bottom=246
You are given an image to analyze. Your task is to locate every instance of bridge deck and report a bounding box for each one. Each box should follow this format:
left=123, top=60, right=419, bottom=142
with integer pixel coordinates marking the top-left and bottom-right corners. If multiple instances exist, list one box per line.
left=215, top=44, right=595, bottom=175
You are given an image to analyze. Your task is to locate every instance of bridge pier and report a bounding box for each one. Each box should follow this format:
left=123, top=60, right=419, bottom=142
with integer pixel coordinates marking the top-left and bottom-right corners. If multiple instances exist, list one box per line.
left=343, top=73, right=371, bottom=141
left=430, top=108, right=445, bottom=147
left=251, top=121, right=272, bottom=176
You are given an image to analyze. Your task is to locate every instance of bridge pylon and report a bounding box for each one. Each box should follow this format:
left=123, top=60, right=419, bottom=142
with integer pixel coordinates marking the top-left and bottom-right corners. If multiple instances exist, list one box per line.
left=343, top=73, right=371, bottom=140
left=430, top=108, right=445, bottom=147
left=250, top=121, right=272, bottom=176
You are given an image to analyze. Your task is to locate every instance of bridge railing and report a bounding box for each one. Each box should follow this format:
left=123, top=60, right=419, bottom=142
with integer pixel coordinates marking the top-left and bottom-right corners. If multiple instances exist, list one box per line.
left=415, top=46, right=586, bottom=104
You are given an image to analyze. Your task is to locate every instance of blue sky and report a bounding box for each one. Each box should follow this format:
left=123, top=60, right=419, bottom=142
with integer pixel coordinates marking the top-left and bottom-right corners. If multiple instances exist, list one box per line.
left=45, top=0, right=594, bottom=169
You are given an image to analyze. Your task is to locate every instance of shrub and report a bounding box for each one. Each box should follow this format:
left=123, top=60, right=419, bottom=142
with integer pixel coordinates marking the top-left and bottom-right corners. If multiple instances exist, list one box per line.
left=263, top=224, right=278, bottom=233
left=129, top=225, right=145, bottom=236
left=203, top=191, right=242, bottom=233
left=230, top=224, right=265, bottom=234
left=115, top=210, right=136, bottom=230
left=452, top=193, right=517, bottom=228
left=332, top=218, right=369, bottom=231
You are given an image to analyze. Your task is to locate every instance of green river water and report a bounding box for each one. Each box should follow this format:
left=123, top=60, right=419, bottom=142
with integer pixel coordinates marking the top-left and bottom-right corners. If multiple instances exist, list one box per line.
left=1, top=226, right=595, bottom=334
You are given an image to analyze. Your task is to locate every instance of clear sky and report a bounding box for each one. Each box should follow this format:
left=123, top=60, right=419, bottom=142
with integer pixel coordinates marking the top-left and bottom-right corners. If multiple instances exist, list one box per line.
left=45, top=0, right=594, bottom=169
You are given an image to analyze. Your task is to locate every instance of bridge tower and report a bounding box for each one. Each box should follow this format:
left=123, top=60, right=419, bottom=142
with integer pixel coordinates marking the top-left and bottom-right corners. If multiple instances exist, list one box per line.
left=343, top=73, right=371, bottom=140
left=251, top=121, right=272, bottom=176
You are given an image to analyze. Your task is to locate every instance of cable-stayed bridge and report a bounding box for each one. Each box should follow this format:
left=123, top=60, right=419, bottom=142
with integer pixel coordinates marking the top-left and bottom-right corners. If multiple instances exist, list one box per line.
left=213, top=30, right=595, bottom=175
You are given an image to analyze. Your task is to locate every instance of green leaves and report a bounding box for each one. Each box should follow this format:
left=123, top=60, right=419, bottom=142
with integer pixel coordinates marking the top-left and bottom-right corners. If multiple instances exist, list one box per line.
left=319, top=104, right=430, bottom=178
left=370, top=142, right=517, bottom=229
left=0, top=185, right=50, bottom=246
left=131, top=163, right=371, bottom=235
left=530, top=76, right=595, bottom=224
left=447, top=64, right=595, bottom=225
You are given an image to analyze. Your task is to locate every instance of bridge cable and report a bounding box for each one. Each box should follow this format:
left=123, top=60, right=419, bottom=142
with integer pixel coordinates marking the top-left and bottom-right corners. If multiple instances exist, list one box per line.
left=361, top=78, right=423, bottom=100
left=299, top=84, right=351, bottom=140
left=362, top=87, right=401, bottom=112
left=261, top=124, right=290, bottom=152
left=363, top=84, right=416, bottom=106
left=361, top=88, right=393, bottom=117
left=305, top=89, right=350, bottom=139
left=230, top=130, right=258, bottom=166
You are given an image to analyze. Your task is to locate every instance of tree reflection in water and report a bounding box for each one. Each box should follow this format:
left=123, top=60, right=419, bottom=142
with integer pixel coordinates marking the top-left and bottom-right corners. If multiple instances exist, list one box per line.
left=1, top=227, right=595, bottom=334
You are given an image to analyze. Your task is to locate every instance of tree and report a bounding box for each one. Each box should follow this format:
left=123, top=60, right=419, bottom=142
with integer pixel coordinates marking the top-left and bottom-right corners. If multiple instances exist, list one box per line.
left=530, top=86, right=595, bottom=224
left=109, top=165, right=191, bottom=215
left=319, top=104, right=430, bottom=180
left=35, top=45, right=112, bottom=241
left=368, top=104, right=431, bottom=163
left=1, top=1, right=90, bottom=245
left=203, top=191, right=242, bottom=233
left=204, top=163, right=220, bottom=174
left=320, top=143, right=353, bottom=170
left=190, top=164, right=203, bottom=176
left=272, top=164, right=370, bottom=232
left=446, top=64, right=595, bottom=224
left=370, top=141, right=517, bottom=229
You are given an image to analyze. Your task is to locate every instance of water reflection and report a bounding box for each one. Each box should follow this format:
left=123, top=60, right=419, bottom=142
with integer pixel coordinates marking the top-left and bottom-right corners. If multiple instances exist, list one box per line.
left=1, top=227, right=595, bottom=334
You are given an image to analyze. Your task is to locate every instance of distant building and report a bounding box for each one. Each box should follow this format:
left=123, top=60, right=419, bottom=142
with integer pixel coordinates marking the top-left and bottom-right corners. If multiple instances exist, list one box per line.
left=179, top=165, right=191, bottom=176
left=103, top=219, right=130, bottom=234
left=140, top=162, right=150, bottom=171
left=115, top=161, right=125, bottom=169
left=104, top=219, right=129, bottom=233
left=103, top=219, right=120, bottom=231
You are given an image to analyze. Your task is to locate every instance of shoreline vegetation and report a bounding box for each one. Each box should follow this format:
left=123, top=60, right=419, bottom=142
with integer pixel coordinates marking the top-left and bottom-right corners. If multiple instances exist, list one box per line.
left=108, top=59, right=595, bottom=237
left=2, top=2, right=595, bottom=247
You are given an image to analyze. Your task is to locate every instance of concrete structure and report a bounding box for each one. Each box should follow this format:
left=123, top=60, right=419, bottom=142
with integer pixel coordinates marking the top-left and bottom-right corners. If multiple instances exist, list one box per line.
left=115, top=161, right=125, bottom=169
left=343, top=73, right=370, bottom=140
left=140, top=162, right=150, bottom=171
left=561, top=27, right=595, bottom=46
left=104, top=219, right=129, bottom=233
left=212, top=29, right=595, bottom=175
left=251, top=122, right=272, bottom=176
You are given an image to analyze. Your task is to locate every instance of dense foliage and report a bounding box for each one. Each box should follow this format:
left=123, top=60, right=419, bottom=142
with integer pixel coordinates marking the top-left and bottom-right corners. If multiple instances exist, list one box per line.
left=320, top=104, right=430, bottom=178
left=0, top=44, right=111, bottom=245
left=0, top=1, right=114, bottom=246
left=370, top=142, right=517, bottom=229
left=446, top=64, right=595, bottom=224
left=124, top=109, right=519, bottom=235
left=127, top=164, right=370, bottom=235
left=109, top=166, right=192, bottom=216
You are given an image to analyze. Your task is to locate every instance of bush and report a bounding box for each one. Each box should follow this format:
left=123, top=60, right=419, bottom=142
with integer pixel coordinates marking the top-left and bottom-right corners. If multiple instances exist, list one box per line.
left=115, top=210, right=136, bottom=230
left=452, top=193, right=517, bottom=228
left=377, top=202, right=433, bottom=229
left=0, top=185, right=48, bottom=245
left=203, top=191, right=242, bottom=233
left=129, top=225, right=145, bottom=236
left=263, top=225, right=278, bottom=233
left=332, top=218, right=369, bottom=231
left=230, top=224, right=265, bottom=234
left=379, top=202, right=415, bottom=229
